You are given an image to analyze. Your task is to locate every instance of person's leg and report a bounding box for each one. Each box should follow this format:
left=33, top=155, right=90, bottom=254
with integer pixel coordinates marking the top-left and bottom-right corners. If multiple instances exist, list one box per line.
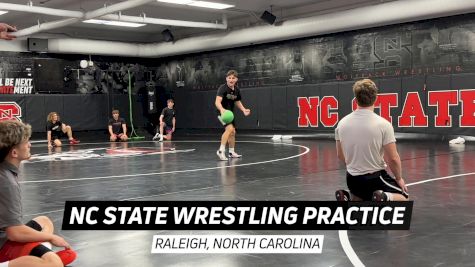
left=53, top=139, right=62, bottom=147
left=62, top=125, right=79, bottom=144
left=159, top=122, right=165, bottom=137
left=110, top=134, right=117, bottom=142
left=217, top=124, right=234, bottom=160
left=227, top=126, right=241, bottom=158
left=372, top=170, right=409, bottom=201
left=120, top=134, right=128, bottom=141
left=62, top=125, right=73, bottom=140
left=8, top=254, right=62, bottom=267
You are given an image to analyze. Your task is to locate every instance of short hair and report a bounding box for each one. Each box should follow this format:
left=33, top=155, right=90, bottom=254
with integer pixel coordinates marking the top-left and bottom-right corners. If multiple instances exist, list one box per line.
left=167, top=99, right=174, bottom=103
left=112, top=109, right=119, bottom=114
left=47, top=112, right=58, bottom=122
left=226, top=70, right=238, bottom=78
left=0, top=120, right=32, bottom=162
left=353, top=79, right=378, bottom=107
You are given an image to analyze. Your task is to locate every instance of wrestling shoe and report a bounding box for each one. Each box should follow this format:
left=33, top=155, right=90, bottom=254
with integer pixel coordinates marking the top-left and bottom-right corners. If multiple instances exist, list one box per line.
left=216, top=150, right=228, bottom=161
left=335, top=189, right=350, bottom=201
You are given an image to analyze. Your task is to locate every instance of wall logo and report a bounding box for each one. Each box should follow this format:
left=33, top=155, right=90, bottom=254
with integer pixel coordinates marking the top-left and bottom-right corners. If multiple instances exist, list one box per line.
left=0, top=102, right=22, bottom=121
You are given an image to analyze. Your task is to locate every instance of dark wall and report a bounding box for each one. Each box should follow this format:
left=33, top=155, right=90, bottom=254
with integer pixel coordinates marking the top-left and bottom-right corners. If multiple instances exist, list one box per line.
left=0, top=94, right=147, bottom=133
left=2, top=13, right=475, bottom=135
left=176, top=73, right=475, bottom=136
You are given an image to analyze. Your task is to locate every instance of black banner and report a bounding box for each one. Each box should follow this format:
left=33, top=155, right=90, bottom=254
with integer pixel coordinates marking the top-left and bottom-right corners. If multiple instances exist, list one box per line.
left=62, top=201, right=413, bottom=231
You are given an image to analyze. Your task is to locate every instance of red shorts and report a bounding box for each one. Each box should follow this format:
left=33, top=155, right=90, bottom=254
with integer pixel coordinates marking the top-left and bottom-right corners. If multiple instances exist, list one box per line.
left=0, top=241, right=41, bottom=262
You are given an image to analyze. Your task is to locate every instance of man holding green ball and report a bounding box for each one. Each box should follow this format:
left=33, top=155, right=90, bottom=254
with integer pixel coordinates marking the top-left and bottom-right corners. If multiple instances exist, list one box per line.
left=215, top=70, right=251, bottom=161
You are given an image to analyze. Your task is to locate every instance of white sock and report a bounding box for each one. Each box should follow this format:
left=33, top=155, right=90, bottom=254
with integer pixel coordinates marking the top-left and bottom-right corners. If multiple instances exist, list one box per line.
left=219, top=145, right=225, bottom=152
left=0, top=261, right=9, bottom=267
left=229, top=148, right=235, bottom=154
left=386, top=192, right=393, bottom=201
left=41, top=241, right=53, bottom=249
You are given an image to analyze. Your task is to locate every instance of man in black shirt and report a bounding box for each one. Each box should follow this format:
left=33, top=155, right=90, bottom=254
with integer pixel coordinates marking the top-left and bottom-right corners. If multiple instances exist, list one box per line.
left=153, top=99, right=176, bottom=142
left=215, top=70, right=251, bottom=160
left=46, top=112, right=79, bottom=148
left=108, top=110, right=128, bottom=142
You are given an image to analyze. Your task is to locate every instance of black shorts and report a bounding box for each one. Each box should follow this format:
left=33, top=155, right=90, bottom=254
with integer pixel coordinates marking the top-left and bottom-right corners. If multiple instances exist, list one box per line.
left=51, top=131, right=64, bottom=140
left=346, top=170, right=409, bottom=200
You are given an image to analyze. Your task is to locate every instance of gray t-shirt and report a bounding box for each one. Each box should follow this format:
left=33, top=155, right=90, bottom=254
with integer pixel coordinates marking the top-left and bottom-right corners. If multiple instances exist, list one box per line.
left=0, top=161, right=23, bottom=248
left=335, top=109, right=396, bottom=176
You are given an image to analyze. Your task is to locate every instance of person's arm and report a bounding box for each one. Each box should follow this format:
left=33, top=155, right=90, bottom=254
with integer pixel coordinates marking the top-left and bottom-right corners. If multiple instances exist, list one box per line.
left=6, top=225, right=70, bottom=248
left=215, top=96, right=225, bottom=115
left=336, top=140, right=345, bottom=163
left=0, top=23, right=17, bottom=40
left=108, top=125, right=114, bottom=136
left=383, top=142, right=408, bottom=192
left=47, top=131, right=52, bottom=147
left=235, top=101, right=251, bottom=116
left=172, top=117, right=176, bottom=132
left=159, top=114, right=164, bottom=124
left=122, top=122, right=127, bottom=135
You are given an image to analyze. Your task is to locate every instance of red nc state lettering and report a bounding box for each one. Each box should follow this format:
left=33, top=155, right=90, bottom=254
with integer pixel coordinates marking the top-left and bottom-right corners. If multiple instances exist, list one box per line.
left=398, top=92, right=428, bottom=127
left=320, top=96, right=339, bottom=127
left=459, top=89, right=475, bottom=127
left=298, top=97, right=319, bottom=127
left=428, top=90, right=458, bottom=127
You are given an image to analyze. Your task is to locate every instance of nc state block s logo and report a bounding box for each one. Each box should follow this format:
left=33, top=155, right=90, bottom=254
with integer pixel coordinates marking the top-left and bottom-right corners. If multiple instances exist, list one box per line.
left=0, top=102, right=22, bottom=121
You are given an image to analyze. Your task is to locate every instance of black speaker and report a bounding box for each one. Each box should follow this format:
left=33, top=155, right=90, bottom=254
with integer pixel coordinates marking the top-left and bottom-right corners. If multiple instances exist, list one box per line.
left=260, top=11, right=276, bottom=25
left=161, top=29, right=174, bottom=42
left=27, top=38, right=48, bottom=52
left=147, top=86, right=158, bottom=114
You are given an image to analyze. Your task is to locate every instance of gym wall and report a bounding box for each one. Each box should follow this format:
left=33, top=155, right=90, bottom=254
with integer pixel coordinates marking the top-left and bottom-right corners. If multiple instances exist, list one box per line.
left=1, top=13, right=475, bottom=135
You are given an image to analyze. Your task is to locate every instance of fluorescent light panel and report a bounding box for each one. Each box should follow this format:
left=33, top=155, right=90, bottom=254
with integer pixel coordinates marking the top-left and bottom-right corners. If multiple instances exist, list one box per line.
left=158, top=0, right=193, bottom=4
left=188, top=1, right=234, bottom=9
left=0, top=10, right=8, bottom=16
left=157, top=0, right=234, bottom=9
left=83, top=19, right=146, bottom=28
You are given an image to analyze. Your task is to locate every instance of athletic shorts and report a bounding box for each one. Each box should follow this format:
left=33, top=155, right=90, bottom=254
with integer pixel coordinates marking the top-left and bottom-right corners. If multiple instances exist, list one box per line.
left=346, top=170, right=409, bottom=201
left=162, top=123, right=173, bottom=134
left=0, top=220, right=50, bottom=262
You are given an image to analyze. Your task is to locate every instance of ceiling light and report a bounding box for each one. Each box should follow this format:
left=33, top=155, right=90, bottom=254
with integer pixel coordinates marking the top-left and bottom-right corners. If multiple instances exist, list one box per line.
left=157, top=0, right=194, bottom=4
left=83, top=19, right=146, bottom=28
left=157, top=0, right=234, bottom=10
left=188, top=1, right=234, bottom=9
left=0, top=11, right=8, bottom=16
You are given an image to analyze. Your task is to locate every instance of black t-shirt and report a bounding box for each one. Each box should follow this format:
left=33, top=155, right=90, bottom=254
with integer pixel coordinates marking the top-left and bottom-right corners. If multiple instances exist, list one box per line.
left=216, top=84, right=241, bottom=114
left=108, top=118, right=126, bottom=134
left=161, top=107, right=176, bottom=126
left=46, top=121, right=62, bottom=137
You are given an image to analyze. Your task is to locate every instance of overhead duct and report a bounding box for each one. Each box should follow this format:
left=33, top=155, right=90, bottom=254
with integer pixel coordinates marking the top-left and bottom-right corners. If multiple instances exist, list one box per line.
left=47, top=0, right=475, bottom=58
left=13, top=0, right=156, bottom=37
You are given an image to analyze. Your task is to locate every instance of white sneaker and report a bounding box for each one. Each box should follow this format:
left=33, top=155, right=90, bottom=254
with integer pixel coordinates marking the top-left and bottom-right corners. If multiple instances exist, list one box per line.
left=228, top=151, right=242, bottom=158
left=216, top=150, right=228, bottom=161
left=159, top=136, right=163, bottom=142
left=152, top=133, right=160, bottom=141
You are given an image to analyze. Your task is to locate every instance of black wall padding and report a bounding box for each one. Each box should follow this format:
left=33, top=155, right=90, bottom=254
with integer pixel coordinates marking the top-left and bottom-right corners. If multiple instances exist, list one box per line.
left=271, top=86, right=287, bottom=129
left=378, top=78, right=402, bottom=132
left=236, top=89, right=259, bottom=129
left=1, top=94, right=143, bottom=133
left=255, top=88, right=273, bottom=129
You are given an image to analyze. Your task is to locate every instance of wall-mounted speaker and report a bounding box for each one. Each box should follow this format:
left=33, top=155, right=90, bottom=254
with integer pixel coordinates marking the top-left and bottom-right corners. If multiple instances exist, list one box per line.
left=27, top=38, right=48, bottom=52
left=260, top=11, right=276, bottom=25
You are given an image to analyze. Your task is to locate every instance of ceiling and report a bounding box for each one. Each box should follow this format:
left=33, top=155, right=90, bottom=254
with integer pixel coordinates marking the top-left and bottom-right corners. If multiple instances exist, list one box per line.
left=0, top=0, right=397, bottom=43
